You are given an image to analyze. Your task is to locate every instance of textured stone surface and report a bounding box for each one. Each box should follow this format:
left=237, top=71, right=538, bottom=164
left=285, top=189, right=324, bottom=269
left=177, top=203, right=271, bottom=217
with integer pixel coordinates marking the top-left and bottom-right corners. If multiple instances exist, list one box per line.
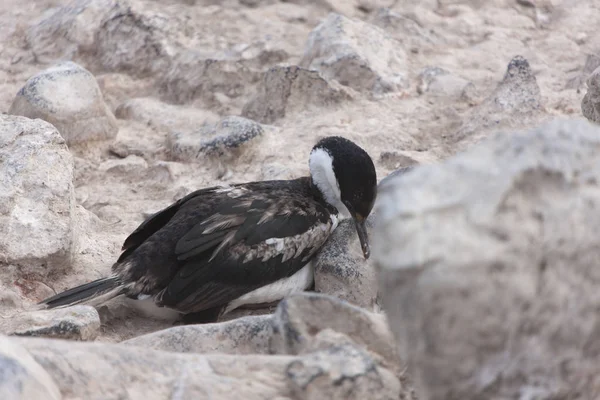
left=9, top=62, right=118, bottom=144
left=2, top=306, right=100, bottom=341
left=313, top=219, right=379, bottom=310
left=300, top=13, right=408, bottom=96
left=115, top=97, right=219, bottom=133
left=159, top=50, right=262, bottom=109
left=582, top=65, right=600, bottom=124
left=168, top=116, right=264, bottom=172
left=124, top=315, right=273, bottom=355
left=0, top=336, right=62, bottom=400
left=25, top=0, right=116, bottom=64
left=270, top=293, right=400, bottom=375
left=0, top=115, right=75, bottom=273
left=417, top=66, right=474, bottom=100
left=242, top=65, right=352, bottom=124
left=374, top=118, right=600, bottom=399
left=94, top=1, right=177, bottom=76
left=452, top=55, right=543, bottom=145
left=16, top=333, right=406, bottom=400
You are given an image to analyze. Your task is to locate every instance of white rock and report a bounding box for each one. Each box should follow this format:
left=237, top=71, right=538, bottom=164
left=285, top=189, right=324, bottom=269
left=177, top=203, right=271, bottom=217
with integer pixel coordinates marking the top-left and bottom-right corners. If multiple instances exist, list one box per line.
left=374, top=118, right=600, bottom=399
left=0, top=115, right=75, bottom=274
left=0, top=336, right=62, bottom=400
left=300, top=13, right=408, bottom=96
left=9, top=62, right=118, bottom=145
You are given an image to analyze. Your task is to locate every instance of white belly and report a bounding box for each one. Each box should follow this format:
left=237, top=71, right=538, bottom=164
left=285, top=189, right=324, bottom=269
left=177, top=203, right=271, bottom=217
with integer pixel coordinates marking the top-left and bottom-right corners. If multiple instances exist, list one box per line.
left=224, top=261, right=315, bottom=314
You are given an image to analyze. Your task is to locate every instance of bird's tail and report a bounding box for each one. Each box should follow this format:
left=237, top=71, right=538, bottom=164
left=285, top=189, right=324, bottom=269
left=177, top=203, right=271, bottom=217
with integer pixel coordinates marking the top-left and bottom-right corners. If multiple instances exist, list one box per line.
left=38, top=276, right=123, bottom=309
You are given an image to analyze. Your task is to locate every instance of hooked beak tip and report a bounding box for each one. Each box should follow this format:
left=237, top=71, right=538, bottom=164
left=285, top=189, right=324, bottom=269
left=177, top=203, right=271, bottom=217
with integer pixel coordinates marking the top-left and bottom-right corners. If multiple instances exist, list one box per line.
left=352, top=215, right=370, bottom=260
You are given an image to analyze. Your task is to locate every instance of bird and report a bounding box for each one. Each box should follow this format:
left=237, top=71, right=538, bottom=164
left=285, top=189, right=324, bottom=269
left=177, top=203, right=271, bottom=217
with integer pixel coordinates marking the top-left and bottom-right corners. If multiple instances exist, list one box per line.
left=39, top=136, right=378, bottom=324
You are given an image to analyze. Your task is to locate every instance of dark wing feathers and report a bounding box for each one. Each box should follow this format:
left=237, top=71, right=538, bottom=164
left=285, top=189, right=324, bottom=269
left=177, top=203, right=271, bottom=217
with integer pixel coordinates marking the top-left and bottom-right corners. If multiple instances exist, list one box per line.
left=117, top=187, right=219, bottom=263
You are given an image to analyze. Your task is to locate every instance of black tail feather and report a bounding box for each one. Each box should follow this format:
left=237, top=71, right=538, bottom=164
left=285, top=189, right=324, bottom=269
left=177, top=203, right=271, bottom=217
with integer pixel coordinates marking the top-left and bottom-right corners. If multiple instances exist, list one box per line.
left=39, top=277, right=122, bottom=309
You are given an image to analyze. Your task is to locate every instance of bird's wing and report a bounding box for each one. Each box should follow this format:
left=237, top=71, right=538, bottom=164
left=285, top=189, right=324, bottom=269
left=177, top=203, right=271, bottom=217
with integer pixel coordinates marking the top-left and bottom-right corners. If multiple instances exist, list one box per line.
left=116, top=187, right=220, bottom=263
left=155, top=188, right=335, bottom=313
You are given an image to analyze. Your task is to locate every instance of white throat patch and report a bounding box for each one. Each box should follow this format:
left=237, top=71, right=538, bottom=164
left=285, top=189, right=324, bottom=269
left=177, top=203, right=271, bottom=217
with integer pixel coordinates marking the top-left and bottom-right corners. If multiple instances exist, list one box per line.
left=309, top=148, right=351, bottom=218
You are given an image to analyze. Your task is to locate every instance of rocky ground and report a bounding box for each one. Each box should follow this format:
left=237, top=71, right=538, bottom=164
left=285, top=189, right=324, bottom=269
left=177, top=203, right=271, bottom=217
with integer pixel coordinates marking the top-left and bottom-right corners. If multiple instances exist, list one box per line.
left=2, top=0, right=600, bottom=399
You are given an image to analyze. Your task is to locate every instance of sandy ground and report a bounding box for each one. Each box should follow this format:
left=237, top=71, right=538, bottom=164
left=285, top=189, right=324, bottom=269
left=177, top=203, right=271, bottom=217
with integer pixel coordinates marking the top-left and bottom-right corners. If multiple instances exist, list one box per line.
left=0, top=0, right=597, bottom=341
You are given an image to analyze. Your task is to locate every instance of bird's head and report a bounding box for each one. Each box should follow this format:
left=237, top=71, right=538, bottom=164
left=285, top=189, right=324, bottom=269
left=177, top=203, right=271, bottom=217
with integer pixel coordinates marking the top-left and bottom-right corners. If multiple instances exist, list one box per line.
left=309, top=136, right=377, bottom=259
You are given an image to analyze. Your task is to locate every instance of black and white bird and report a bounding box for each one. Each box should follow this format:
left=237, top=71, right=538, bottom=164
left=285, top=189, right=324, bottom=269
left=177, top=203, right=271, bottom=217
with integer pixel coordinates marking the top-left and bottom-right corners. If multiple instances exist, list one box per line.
left=39, top=136, right=377, bottom=323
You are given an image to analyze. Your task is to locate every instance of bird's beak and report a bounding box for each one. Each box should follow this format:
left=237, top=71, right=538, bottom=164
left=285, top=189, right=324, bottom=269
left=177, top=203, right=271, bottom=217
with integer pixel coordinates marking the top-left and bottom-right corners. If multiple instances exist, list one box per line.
left=352, top=214, right=370, bottom=260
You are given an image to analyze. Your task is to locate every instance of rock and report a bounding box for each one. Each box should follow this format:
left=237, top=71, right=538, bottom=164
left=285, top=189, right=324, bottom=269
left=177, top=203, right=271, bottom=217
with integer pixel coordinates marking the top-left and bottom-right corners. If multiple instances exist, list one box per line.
left=378, top=151, right=418, bottom=171
left=8, top=62, right=118, bottom=145
left=452, top=55, right=542, bottom=144
left=417, top=66, right=475, bottom=100
left=115, top=97, right=219, bottom=133
left=582, top=66, right=600, bottom=124
left=98, top=155, right=148, bottom=174
left=95, top=2, right=177, bottom=76
left=373, top=118, right=600, bottom=399
left=369, top=7, right=442, bottom=49
left=270, top=293, right=400, bottom=375
left=566, top=53, right=600, bottom=91
left=0, top=336, right=62, bottom=400
left=313, top=219, right=379, bottom=310
left=124, top=315, right=273, bottom=354
left=15, top=333, right=406, bottom=400
left=377, top=166, right=416, bottom=191
left=242, top=65, right=352, bottom=124
left=25, top=0, right=115, bottom=64
left=108, top=122, right=168, bottom=159
left=1, top=306, right=100, bottom=341
left=168, top=116, right=264, bottom=169
left=159, top=50, right=262, bottom=110
left=0, top=115, right=75, bottom=274
left=299, top=13, right=408, bottom=96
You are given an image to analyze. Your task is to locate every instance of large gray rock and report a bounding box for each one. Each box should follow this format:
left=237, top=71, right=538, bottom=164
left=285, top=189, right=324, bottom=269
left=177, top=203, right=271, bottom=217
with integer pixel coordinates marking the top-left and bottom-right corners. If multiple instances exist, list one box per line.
left=313, top=219, right=379, bottom=310
left=300, top=13, right=408, bottom=96
left=9, top=62, right=118, bottom=145
left=16, top=333, right=406, bottom=400
left=2, top=306, right=100, bottom=341
left=124, top=315, right=273, bottom=355
left=0, top=115, right=75, bottom=273
left=242, top=65, right=352, bottom=124
left=582, top=65, right=600, bottom=124
left=0, top=336, right=62, bottom=400
left=373, top=118, right=600, bottom=399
